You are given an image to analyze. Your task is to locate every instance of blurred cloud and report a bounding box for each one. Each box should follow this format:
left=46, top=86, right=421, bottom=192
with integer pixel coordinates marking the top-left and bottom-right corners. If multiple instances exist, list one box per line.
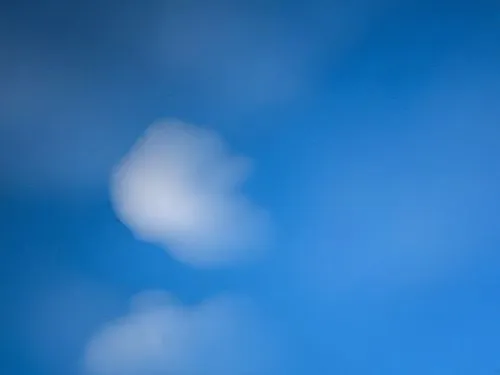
left=111, top=119, right=270, bottom=267
left=155, top=5, right=309, bottom=110
left=84, top=291, right=283, bottom=375
left=144, top=0, right=393, bottom=113
left=0, top=0, right=393, bottom=193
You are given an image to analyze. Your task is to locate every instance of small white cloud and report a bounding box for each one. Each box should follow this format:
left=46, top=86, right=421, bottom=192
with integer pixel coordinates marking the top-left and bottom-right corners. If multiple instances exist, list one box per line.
left=110, top=119, right=270, bottom=267
left=84, top=292, right=282, bottom=375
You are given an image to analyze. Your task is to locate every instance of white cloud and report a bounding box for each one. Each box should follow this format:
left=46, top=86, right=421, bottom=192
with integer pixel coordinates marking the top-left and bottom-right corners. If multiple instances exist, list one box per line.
left=110, top=119, right=270, bottom=267
left=84, top=291, right=283, bottom=375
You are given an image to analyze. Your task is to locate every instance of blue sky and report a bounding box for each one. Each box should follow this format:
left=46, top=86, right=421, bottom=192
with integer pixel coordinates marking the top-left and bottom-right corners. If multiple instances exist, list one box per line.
left=1, top=0, right=500, bottom=374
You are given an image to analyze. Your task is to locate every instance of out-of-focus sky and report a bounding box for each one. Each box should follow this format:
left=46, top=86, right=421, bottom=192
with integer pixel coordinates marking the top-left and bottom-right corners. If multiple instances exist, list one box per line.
left=1, top=0, right=500, bottom=374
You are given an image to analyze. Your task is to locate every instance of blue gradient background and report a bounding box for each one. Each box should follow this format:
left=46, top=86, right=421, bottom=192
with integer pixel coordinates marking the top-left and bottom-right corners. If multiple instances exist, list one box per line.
left=1, top=0, right=500, bottom=374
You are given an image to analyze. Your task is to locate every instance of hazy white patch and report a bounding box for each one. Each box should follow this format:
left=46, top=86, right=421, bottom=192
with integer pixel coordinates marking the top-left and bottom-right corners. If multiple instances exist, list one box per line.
left=84, top=291, right=283, bottom=375
left=155, top=6, right=309, bottom=111
left=111, top=120, right=270, bottom=267
left=146, top=0, right=393, bottom=114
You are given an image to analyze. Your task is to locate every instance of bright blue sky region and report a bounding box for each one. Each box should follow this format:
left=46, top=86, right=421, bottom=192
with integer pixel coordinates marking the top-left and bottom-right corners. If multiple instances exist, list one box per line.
left=1, top=0, right=500, bottom=375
